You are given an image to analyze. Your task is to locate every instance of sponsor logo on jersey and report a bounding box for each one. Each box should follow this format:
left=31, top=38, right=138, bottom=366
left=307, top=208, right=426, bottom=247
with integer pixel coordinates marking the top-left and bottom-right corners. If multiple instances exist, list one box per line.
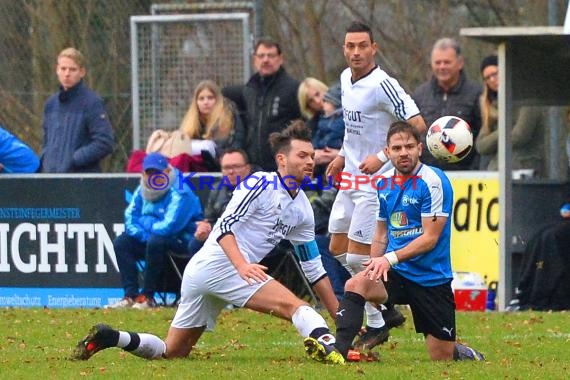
left=390, top=211, right=408, bottom=227
left=402, top=195, right=419, bottom=206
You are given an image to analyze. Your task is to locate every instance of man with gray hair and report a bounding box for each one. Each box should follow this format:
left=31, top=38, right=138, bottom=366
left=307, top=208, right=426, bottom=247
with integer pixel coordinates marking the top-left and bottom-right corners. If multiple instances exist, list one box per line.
left=413, top=38, right=482, bottom=170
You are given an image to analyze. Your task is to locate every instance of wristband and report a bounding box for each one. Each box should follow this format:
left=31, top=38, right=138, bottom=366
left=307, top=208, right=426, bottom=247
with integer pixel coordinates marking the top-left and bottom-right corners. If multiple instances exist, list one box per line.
left=384, top=251, right=399, bottom=267
left=376, top=150, right=388, bottom=163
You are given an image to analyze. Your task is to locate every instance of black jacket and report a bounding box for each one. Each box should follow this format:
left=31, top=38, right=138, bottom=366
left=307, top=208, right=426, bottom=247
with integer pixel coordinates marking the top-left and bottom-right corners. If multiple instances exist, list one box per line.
left=243, top=67, right=300, bottom=170
left=413, top=71, right=482, bottom=170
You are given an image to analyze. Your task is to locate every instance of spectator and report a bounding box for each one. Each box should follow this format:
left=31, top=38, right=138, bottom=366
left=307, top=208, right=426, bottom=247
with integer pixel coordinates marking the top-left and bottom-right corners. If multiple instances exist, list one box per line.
left=107, top=153, right=207, bottom=309
left=298, top=77, right=329, bottom=132
left=203, top=148, right=251, bottom=224
left=0, top=125, right=40, bottom=173
left=507, top=200, right=570, bottom=311
left=312, top=84, right=345, bottom=176
left=180, top=80, right=245, bottom=159
left=40, top=47, right=114, bottom=173
left=243, top=37, right=301, bottom=170
left=475, top=55, right=546, bottom=177
left=413, top=38, right=482, bottom=170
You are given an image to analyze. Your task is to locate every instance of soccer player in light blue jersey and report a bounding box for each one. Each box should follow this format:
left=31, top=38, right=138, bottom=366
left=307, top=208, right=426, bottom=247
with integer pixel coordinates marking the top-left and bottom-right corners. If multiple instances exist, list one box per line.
left=334, top=120, right=485, bottom=362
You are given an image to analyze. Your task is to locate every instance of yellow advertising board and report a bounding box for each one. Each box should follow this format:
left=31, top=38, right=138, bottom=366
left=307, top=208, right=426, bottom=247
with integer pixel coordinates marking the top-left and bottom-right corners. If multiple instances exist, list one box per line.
left=448, top=172, right=499, bottom=283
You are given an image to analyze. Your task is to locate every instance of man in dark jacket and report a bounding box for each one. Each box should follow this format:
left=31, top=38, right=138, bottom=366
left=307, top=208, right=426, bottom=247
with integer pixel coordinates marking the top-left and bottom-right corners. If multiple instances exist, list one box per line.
left=413, top=38, right=482, bottom=170
left=40, top=47, right=114, bottom=173
left=243, top=38, right=301, bottom=170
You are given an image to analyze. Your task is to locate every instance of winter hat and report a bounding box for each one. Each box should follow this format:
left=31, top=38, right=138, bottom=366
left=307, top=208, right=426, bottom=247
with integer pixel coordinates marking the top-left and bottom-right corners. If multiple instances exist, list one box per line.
left=323, top=84, right=342, bottom=108
left=480, top=54, right=498, bottom=73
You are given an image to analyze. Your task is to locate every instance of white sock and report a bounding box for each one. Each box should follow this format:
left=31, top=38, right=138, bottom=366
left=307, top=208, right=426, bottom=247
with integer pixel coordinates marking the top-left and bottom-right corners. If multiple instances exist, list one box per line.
left=291, top=305, right=329, bottom=338
left=346, top=253, right=369, bottom=274
left=116, top=331, right=166, bottom=359
left=117, top=331, right=132, bottom=348
left=334, top=253, right=356, bottom=276
left=364, top=302, right=385, bottom=328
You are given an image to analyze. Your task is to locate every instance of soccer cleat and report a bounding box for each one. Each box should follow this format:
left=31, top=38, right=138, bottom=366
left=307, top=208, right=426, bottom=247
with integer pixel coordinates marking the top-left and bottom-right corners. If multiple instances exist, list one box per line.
left=454, top=343, right=486, bottom=361
left=346, top=349, right=380, bottom=362
left=303, top=337, right=345, bottom=365
left=353, top=325, right=390, bottom=351
left=131, top=295, right=158, bottom=310
left=72, top=324, right=118, bottom=360
left=381, top=306, right=406, bottom=329
left=104, top=296, right=134, bottom=309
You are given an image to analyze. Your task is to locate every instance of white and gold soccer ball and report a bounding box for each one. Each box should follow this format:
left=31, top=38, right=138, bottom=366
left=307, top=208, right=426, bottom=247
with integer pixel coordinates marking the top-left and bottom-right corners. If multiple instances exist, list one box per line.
left=426, top=116, right=473, bottom=163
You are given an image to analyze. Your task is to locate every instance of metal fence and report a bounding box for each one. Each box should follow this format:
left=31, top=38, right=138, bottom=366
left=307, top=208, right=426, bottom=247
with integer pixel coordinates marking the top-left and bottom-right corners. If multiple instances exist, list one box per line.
left=130, top=13, right=251, bottom=150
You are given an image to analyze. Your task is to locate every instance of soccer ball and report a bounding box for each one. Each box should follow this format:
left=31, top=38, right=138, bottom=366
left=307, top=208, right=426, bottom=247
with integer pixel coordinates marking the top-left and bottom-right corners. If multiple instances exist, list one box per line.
left=426, top=116, right=473, bottom=163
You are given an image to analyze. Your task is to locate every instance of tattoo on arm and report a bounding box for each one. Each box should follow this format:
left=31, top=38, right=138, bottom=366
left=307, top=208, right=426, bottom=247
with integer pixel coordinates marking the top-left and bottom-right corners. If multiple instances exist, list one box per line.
left=372, top=237, right=388, bottom=252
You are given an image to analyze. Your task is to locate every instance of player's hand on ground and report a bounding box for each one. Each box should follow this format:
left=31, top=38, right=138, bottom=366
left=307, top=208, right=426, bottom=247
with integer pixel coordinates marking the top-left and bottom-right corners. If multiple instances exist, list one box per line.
left=358, top=155, right=383, bottom=175
left=326, top=155, right=345, bottom=179
left=237, top=263, right=269, bottom=285
left=363, top=257, right=390, bottom=282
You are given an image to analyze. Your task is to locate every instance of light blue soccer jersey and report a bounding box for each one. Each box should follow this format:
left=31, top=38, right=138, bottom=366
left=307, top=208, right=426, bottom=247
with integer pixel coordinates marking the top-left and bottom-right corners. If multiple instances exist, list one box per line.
left=377, top=164, right=454, bottom=286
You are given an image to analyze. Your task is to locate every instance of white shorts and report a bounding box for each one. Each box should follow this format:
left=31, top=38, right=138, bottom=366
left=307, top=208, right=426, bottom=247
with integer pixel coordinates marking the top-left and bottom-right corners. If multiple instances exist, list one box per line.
left=328, top=188, right=378, bottom=244
left=170, top=252, right=273, bottom=331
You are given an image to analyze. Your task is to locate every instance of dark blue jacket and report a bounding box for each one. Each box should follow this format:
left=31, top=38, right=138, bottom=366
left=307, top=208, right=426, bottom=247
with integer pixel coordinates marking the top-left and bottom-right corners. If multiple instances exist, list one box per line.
left=41, top=80, right=114, bottom=173
left=0, top=126, right=40, bottom=173
left=312, top=109, right=345, bottom=150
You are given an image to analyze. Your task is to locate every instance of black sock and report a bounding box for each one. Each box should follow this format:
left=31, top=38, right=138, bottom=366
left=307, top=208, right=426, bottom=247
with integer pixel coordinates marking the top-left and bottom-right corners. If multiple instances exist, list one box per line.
left=123, top=332, right=141, bottom=351
left=335, top=291, right=366, bottom=358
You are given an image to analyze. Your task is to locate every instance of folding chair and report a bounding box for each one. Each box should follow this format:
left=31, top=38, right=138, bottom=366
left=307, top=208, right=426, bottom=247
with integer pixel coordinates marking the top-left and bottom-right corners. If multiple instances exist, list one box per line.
left=136, top=251, right=192, bottom=307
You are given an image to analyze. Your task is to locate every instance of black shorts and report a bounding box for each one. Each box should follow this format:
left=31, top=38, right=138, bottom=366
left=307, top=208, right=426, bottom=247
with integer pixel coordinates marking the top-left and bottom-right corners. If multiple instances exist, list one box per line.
left=384, top=270, right=456, bottom=341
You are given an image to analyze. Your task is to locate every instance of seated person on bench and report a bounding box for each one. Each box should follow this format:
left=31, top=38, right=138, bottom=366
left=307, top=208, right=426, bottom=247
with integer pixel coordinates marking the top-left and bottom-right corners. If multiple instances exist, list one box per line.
left=508, top=200, right=570, bottom=311
left=107, top=152, right=209, bottom=309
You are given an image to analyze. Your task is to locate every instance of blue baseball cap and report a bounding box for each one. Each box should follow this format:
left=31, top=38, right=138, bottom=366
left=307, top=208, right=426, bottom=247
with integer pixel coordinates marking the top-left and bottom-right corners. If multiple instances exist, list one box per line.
left=143, top=152, right=169, bottom=171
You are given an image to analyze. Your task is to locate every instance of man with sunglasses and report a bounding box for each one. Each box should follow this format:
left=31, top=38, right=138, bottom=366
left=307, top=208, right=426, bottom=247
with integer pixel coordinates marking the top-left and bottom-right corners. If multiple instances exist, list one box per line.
left=243, top=37, right=301, bottom=171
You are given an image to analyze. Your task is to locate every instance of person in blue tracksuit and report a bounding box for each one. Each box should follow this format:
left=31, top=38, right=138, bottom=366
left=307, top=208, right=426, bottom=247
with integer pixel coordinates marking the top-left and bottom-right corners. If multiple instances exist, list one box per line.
left=0, top=125, right=39, bottom=173
left=108, top=153, right=207, bottom=309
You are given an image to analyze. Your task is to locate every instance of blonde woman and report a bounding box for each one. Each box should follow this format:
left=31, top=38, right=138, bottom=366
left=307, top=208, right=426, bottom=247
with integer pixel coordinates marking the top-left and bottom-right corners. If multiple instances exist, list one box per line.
left=298, top=77, right=329, bottom=132
left=180, top=80, right=244, bottom=158
left=476, top=55, right=546, bottom=176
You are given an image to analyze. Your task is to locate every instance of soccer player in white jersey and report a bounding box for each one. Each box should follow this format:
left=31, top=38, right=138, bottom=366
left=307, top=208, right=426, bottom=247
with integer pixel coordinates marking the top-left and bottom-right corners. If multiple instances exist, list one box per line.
left=73, top=121, right=344, bottom=365
left=334, top=120, right=484, bottom=361
left=326, top=21, right=427, bottom=349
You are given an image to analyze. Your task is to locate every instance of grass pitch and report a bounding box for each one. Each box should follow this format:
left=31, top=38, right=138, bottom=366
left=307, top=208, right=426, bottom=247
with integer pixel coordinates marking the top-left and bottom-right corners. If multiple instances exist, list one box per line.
left=0, top=307, right=568, bottom=379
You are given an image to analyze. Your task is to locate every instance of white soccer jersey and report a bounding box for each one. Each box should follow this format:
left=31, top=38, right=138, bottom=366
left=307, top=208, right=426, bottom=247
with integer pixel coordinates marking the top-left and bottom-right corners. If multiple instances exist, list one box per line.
left=340, top=66, right=420, bottom=185
left=194, top=171, right=315, bottom=264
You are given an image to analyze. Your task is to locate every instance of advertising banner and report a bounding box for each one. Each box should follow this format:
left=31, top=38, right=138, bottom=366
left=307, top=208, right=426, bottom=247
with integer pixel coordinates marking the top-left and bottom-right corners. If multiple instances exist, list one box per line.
left=448, top=172, right=499, bottom=283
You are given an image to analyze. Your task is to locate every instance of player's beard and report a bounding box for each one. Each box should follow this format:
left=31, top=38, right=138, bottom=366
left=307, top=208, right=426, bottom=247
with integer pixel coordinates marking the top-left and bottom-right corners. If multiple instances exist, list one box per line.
left=395, top=156, right=419, bottom=176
